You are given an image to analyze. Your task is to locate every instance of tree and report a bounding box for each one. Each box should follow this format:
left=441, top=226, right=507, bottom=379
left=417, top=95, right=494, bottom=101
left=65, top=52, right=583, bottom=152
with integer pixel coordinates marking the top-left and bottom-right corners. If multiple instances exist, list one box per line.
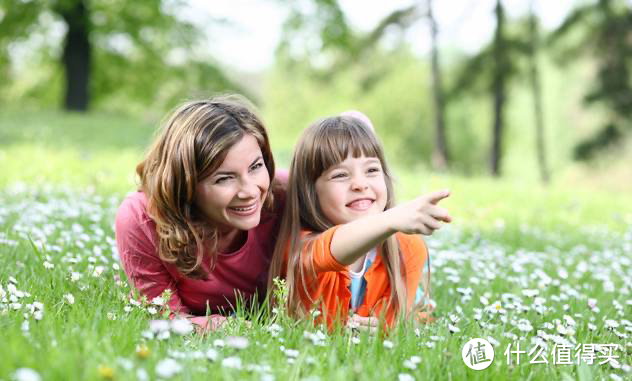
left=276, top=0, right=457, bottom=166
left=449, top=0, right=545, bottom=177
left=426, top=0, right=449, bottom=170
left=527, top=0, right=550, bottom=183
left=56, top=0, right=91, bottom=111
left=0, top=0, right=240, bottom=112
left=450, top=0, right=518, bottom=176
left=276, top=0, right=420, bottom=82
left=549, top=0, right=632, bottom=160
left=490, top=0, right=507, bottom=177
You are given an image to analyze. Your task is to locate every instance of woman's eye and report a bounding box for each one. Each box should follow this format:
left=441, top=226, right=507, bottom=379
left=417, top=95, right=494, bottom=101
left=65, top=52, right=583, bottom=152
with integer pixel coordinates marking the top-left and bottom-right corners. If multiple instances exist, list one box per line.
left=250, top=162, right=264, bottom=171
left=215, top=176, right=231, bottom=184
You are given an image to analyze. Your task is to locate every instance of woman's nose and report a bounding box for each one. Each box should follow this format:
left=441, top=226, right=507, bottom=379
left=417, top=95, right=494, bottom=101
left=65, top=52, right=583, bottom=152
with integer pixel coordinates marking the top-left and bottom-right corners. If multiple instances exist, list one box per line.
left=237, top=178, right=259, bottom=199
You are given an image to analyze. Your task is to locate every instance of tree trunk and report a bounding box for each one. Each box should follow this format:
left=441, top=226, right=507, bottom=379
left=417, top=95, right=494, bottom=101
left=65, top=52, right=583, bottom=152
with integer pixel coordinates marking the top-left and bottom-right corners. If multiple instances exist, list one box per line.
left=427, top=0, right=449, bottom=170
left=528, top=1, right=550, bottom=183
left=491, top=0, right=506, bottom=176
left=58, top=0, right=91, bottom=111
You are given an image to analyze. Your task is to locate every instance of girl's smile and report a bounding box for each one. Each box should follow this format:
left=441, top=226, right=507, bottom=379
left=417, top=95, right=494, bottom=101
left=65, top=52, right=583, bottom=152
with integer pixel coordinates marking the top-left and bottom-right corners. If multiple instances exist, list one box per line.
left=346, top=198, right=376, bottom=211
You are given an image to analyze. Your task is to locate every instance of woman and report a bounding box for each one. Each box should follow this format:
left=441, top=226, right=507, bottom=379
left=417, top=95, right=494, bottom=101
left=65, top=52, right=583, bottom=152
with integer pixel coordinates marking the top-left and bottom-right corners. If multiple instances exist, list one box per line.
left=115, top=95, right=286, bottom=332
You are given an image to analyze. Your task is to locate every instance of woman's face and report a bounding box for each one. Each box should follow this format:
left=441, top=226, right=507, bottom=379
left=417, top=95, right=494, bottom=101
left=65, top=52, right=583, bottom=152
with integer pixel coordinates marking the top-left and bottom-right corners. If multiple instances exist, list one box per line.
left=195, top=134, right=270, bottom=232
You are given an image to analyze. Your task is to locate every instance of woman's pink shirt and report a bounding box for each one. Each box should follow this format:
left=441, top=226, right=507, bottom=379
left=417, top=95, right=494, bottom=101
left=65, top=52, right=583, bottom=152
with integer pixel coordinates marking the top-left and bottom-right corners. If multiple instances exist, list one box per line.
left=115, top=188, right=284, bottom=316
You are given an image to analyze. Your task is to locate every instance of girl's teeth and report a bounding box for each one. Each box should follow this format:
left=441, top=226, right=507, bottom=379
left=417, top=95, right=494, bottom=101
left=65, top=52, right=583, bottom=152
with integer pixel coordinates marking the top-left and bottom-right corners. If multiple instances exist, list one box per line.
left=348, top=200, right=372, bottom=209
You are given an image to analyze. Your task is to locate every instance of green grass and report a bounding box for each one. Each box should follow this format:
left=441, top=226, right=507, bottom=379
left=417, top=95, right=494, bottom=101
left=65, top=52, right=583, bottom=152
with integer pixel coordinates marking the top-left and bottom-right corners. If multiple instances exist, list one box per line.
left=1, top=109, right=631, bottom=380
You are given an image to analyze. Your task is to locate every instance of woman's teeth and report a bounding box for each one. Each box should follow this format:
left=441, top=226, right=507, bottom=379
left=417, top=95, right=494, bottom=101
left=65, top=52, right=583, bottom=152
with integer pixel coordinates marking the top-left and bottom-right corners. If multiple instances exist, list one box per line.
left=230, top=204, right=256, bottom=212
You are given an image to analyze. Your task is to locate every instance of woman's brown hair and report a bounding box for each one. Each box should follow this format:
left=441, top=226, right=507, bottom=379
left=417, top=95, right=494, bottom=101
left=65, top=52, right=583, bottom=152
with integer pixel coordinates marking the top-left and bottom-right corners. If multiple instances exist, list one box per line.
left=137, top=95, right=275, bottom=278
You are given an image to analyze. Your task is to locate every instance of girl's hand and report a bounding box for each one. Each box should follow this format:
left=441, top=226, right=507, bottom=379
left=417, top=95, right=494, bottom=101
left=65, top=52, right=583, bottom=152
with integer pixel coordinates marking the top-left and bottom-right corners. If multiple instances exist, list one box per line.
left=387, top=189, right=452, bottom=235
left=347, top=314, right=379, bottom=334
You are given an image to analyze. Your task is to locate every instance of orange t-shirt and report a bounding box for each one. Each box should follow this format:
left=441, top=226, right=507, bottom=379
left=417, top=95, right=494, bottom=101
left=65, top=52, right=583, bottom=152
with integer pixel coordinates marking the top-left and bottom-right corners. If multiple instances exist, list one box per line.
left=289, top=226, right=428, bottom=329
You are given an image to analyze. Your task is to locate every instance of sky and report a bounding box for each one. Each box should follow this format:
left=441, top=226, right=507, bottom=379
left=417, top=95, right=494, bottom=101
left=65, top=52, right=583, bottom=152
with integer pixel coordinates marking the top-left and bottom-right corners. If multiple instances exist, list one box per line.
left=184, top=0, right=577, bottom=73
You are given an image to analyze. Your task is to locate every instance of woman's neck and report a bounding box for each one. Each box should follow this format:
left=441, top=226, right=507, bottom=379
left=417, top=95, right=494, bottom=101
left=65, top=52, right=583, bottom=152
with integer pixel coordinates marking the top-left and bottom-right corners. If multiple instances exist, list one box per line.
left=216, top=229, right=248, bottom=253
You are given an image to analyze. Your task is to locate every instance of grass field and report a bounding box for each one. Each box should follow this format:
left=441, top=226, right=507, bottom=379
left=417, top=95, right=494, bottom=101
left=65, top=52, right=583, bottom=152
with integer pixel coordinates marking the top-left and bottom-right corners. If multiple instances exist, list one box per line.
left=1, top=109, right=631, bottom=381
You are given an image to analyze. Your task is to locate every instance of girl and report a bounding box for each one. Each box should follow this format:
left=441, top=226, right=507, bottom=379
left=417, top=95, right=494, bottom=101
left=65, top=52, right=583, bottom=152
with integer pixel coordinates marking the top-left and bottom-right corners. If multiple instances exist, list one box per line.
left=268, top=113, right=451, bottom=331
left=116, top=95, right=286, bottom=332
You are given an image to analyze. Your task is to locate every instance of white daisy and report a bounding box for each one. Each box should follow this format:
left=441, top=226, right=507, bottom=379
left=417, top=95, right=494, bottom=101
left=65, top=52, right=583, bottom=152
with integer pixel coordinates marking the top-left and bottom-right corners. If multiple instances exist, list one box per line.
left=206, top=348, right=218, bottom=361
left=605, top=320, right=620, bottom=329
left=448, top=324, right=460, bottom=334
left=13, top=368, right=41, bottom=381
left=221, top=356, right=242, bottom=369
left=155, top=358, right=182, bottom=378
left=170, top=319, right=193, bottom=335
left=225, top=336, right=249, bottom=350
left=403, top=360, right=416, bottom=370
left=149, top=320, right=170, bottom=333
left=63, top=294, right=75, bottom=305
left=284, top=349, right=299, bottom=358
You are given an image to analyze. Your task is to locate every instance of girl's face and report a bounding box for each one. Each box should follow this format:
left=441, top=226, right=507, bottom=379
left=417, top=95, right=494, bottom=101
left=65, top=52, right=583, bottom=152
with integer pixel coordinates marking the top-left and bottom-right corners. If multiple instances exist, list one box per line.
left=195, top=134, right=270, bottom=232
left=315, top=154, right=388, bottom=225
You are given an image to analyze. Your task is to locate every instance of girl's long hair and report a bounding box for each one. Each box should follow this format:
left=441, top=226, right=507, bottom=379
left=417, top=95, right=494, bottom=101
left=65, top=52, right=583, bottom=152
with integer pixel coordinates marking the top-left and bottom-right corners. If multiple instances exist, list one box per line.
left=268, top=115, right=418, bottom=321
left=137, top=95, right=275, bottom=279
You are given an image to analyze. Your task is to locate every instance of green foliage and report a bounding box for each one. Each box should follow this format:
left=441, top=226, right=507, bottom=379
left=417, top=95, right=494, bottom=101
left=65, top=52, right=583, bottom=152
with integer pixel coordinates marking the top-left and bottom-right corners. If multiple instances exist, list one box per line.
left=276, top=0, right=419, bottom=77
left=264, top=49, right=439, bottom=168
left=549, top=0, right=632, bottom=159
left=0, top=0, right=244, bottom=112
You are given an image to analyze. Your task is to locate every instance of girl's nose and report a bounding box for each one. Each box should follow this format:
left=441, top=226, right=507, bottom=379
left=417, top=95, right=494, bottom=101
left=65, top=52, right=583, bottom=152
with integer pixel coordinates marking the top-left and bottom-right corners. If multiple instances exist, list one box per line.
left=350, top=176, right=369, bottom=192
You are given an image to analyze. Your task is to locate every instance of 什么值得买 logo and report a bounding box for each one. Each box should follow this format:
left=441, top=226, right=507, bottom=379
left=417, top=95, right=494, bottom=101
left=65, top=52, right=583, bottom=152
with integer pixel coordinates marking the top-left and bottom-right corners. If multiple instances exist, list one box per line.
left=462, top=338, right=495, bottom=370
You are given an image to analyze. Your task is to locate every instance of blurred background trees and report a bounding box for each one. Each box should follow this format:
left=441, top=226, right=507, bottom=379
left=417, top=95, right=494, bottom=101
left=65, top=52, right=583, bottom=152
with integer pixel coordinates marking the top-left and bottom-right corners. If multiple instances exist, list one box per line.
left=549, top=0, right=632, bottom=161
left=1, top=0, right=630, bottom=183
left=0, top=0, right=243, bottom=113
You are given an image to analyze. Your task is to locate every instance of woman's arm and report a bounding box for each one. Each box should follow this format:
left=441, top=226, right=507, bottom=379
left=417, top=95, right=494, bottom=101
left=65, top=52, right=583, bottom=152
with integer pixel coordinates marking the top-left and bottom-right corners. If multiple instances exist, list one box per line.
left=115, top=197, right=227, bottom=332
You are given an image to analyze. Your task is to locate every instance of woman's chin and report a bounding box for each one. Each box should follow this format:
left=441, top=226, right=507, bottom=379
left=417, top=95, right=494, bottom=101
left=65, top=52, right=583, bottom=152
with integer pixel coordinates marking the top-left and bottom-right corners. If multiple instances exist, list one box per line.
left=225, top=210, right=262, bottom=231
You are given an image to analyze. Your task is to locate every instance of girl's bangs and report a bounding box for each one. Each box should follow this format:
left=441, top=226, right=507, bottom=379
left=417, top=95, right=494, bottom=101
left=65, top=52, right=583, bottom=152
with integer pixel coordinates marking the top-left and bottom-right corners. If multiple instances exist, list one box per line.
left=311, top=117, right=382, bottom=179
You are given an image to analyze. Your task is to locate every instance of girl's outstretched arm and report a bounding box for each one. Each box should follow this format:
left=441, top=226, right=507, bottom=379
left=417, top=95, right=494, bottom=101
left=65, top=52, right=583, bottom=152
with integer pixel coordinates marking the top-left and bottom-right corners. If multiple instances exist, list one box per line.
left=330, top=189, right=451, bottom=266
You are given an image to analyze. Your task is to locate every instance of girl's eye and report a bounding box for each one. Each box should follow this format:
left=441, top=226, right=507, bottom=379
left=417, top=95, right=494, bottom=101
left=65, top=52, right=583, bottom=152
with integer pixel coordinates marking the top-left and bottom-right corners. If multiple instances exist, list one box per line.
left=215, top=176, right=232, bottom=184
left=367, top=167, right=381, bottom=174
left=331, top=172, right=347, bottom=179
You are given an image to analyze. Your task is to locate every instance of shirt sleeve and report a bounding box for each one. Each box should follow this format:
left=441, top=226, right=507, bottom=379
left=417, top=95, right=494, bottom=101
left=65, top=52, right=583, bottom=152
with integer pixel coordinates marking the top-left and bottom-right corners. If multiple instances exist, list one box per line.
left=302, top=226, right=348, bottom=274
left=115, top=196, right=191, bottom=314
left=397, top=233, right=427, bottom=309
